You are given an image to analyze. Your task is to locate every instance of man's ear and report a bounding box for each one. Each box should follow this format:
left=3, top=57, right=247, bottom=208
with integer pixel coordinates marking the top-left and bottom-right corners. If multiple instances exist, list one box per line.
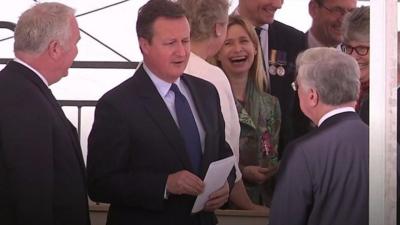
left=47, top=40, right=62, bottom=60
left=309, top=1, right=319, bottom=19
left=139, top=37, right=150, bottom=55
left=309, top=88, right=319, bottom=107
left=215, top=22, right=225, bottom=37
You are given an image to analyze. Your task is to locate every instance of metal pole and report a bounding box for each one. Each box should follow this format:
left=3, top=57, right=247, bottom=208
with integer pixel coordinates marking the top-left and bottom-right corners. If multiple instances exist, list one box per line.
left=369, top=1, right=397, bottom=224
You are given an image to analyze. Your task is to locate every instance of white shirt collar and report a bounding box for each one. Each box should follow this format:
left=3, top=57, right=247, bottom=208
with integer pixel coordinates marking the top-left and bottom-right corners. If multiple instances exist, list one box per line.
left=258, top=23, right=269, bottom=31
left=318, top=107, right=355, bottom=127
left=14, top=57, right=49, bottom=86
left=143, top=63, right=181, bottom=97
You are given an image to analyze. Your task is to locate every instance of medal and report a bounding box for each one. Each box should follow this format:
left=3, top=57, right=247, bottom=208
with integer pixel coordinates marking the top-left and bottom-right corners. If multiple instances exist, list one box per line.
left=268, top=64, right=277, bottom=75
left=276, top=50, right=287, bottom=76
left=268, top=49, right=277, bottom=75
left=277, top=65, right=285, bottom=76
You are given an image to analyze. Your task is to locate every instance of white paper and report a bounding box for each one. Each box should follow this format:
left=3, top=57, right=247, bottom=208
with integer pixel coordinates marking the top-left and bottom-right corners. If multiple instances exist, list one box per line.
left=191, top=156, right=235, bottom=213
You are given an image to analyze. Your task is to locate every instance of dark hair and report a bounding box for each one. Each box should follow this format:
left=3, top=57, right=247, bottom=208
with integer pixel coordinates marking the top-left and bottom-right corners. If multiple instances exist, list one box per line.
left=136, top=0, right=186, bottom=42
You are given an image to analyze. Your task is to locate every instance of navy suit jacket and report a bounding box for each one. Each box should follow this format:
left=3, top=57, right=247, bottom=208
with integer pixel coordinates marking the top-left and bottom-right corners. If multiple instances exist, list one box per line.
left=269, top=112, right=369, bottom=225
left=268, top=20, right=311, bottom=155
left=87, top=65, right=235, bottom=225
left=0, top=61, right=89, bottom=225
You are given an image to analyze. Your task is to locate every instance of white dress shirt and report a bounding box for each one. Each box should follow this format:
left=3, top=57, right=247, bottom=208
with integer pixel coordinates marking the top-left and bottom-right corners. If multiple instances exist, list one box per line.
left=143, top=62, right=206, bottom=153
left=184, top=52, right=242, bottom=181
left=14, top=57, right=49, bottom=86
left=318, top=107, right=356, bottom=127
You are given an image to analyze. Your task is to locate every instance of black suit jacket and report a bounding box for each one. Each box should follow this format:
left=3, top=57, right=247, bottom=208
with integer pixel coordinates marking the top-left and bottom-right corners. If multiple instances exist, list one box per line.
left=268, top=20, right=312, bottom=155
left=0, top=61, right=89, bottom=225
left=269, top=112, right=369, bottom=225
left=87, top=65, right=235, bottom=225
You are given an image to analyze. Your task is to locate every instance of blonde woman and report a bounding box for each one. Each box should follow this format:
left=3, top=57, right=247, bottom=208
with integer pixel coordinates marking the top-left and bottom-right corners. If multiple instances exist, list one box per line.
left=216, top=15, right=281, bottom=206
left=177, top=0, right=266, bottom=210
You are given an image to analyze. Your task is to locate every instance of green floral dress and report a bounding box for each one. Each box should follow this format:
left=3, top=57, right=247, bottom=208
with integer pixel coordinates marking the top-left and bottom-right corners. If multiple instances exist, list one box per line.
left=237, top=84, right=281, bottom=206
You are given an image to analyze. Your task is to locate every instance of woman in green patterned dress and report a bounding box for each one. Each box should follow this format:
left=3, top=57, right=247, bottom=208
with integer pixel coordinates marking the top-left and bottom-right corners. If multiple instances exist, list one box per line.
left=215, top=15, right=281, bottom=206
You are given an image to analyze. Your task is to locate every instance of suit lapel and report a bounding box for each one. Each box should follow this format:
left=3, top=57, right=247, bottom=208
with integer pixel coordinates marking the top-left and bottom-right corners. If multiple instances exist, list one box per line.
left=44, top=89, right=86, bottom=172
left=11, top=61, right=86, bottom=173
left=135, top=67, right=193, bottom=171
left=181, top=75, right=214, bottom=177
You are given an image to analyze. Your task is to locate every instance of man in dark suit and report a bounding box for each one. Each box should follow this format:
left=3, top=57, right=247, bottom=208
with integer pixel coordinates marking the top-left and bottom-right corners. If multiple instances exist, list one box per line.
left=234, top=0, right=311, bottom=155
left=87, top=1, right=235, bottom=225
left=269, top=47, right=369, bottom=225
left=0, top=3, right=89, bottom=225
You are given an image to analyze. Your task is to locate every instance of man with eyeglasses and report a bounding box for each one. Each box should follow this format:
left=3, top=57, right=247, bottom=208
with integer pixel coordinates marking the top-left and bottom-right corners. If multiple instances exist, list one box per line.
left=341, top=6, right=369, bottom=124
left=308, top=0, right=356, bottom=48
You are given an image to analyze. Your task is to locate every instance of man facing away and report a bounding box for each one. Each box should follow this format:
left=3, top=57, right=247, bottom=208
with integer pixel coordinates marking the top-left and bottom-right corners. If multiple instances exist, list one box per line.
left=0, top=2, right=89, bottom=225
left=87, top=0, right=235, bottom=224
left=269, top=47, right=368, bottom=225
left=307, top=0, right=356, bottom=48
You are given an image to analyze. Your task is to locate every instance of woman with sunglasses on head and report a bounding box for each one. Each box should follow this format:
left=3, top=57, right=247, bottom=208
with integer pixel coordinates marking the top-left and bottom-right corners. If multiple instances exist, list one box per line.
left=341, top=6, right=370, bottom=124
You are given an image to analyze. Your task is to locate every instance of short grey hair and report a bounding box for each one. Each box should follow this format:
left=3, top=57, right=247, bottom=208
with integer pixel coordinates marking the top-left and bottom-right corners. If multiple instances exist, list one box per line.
left=296, top=47, right=360, bottom=105
left=177, top=0, right=229, bottom=41
left=342, top=6, right=370, bottom=43
left=14, top=2, right=76, bottom=54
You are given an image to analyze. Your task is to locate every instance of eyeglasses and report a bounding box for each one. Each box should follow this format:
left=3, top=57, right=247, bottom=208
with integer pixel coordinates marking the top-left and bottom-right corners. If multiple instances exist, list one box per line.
left=340, top=43, right=370, bottom=56
left=320, top=4, right=353, bottom=17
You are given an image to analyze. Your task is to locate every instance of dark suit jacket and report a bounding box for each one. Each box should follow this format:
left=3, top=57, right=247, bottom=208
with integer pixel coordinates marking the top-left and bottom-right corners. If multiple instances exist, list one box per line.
left=87, top=65, right=235, bottom=225
left=0, top=61, right=89, bottom=225
left=268, top=20, right=312, bottom=155
left=269, top=112, right=369, bottom=225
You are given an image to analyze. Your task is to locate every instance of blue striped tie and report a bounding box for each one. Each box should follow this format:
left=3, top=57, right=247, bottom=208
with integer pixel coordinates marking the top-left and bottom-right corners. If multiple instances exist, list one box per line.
left=170, top=83, right=202, bottom=174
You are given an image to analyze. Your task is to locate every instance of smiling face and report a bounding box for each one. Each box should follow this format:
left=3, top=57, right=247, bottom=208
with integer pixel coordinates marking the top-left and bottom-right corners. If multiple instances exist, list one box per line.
left=238, top=0, right=283, bottom=26
left=310, top=0, right=356, bottom=46
left=344, top=39, right=369, bottom=85
left=139, top=16, right=190, bottom=83
left=217, top=24, right=257, bottom=78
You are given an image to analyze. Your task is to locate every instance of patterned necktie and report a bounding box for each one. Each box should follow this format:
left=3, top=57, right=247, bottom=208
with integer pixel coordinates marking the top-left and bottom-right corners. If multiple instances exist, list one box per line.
left=170, top=83, right=202, bottom=173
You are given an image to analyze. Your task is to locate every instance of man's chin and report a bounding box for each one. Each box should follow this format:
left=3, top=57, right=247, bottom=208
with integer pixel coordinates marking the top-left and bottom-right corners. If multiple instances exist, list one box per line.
left=261, top=17, right=275, bottom=25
